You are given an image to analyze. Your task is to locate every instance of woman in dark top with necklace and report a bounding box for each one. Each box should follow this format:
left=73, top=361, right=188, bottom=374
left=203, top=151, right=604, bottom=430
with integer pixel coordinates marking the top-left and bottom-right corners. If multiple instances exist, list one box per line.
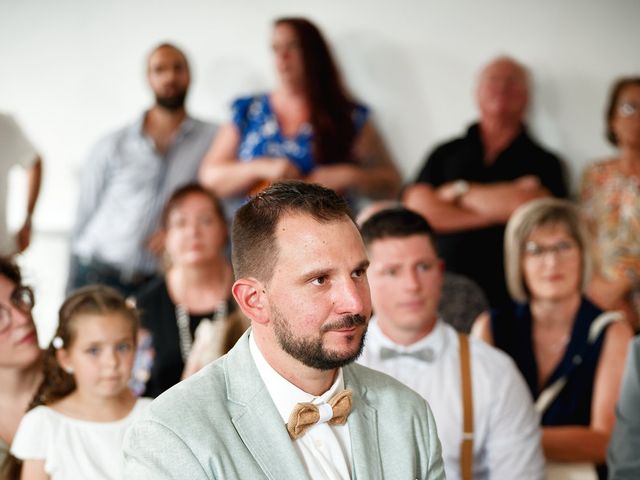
left=134, top=184, right=247, bottom=397
left=472, top=198, right=632, bottom=479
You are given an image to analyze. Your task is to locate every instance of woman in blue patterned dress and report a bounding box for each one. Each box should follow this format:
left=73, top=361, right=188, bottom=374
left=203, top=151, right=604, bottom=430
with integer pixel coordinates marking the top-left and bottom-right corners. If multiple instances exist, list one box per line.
left=199, top=17, right=400, bottom=215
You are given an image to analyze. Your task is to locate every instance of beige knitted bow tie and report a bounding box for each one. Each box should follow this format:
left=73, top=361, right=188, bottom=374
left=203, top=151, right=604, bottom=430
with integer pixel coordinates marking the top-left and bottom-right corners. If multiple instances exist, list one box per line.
left=286, top=389, right=353, bottom=440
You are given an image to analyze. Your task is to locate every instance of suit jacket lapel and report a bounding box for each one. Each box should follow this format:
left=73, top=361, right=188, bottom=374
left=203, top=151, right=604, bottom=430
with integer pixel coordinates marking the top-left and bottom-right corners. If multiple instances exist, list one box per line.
left=344, top=365, right=383, bottom=479
left=225, top=330, right=310, bottom=480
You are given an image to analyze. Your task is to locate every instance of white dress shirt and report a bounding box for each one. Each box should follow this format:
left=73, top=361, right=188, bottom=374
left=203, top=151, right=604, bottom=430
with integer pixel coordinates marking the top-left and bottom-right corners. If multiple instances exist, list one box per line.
left=359, top=318, right=544, bottom=480
left=249, top=334, right=353, bottom=480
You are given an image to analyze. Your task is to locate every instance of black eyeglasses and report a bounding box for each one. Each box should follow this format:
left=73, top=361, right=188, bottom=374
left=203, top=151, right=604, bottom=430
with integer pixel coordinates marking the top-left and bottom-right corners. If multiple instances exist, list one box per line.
left=0, top=286, right=35, bottom=334
left=524, top=240, right=577, bottom=260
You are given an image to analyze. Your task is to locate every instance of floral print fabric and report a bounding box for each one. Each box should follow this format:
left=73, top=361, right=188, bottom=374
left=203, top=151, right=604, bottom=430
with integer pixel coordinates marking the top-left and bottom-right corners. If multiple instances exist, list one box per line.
left=231, top=94, right=369, bottom=175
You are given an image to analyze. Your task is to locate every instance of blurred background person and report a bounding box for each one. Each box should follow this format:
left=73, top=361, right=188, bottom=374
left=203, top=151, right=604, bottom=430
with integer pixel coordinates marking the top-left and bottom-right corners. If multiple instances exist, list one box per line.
left=0, top=257, right=42, bottom=478
left=359, top=208, right=543, bottom=480
left=473, top=198, right=632, bottom=479
left=357, top=199, right=488, bottom=332
left=404, top=56, right=567, bottom=308
left=132, top=184, right=247, bottom=398
left=199, top=17, right=401, bottom=218
left=67, top=43, right=217, bottom=297
left=0, top=113, right=42, bottom=256
left=581, top=77, right=640, bottom=331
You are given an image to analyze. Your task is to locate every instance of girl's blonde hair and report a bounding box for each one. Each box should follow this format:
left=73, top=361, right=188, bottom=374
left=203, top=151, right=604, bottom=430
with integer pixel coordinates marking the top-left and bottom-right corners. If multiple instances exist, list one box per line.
left=29, top=286, right=138, bottom=410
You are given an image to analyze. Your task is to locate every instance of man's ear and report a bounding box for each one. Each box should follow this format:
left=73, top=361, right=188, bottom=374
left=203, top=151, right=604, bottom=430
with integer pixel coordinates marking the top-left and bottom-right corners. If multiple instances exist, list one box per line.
left=232, top=278, right=269, bottom=325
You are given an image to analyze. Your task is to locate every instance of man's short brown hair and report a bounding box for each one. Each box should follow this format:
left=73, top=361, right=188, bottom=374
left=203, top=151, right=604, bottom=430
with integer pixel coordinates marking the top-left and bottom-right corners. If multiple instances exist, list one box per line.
left=231, top=181, right=353, bottom=282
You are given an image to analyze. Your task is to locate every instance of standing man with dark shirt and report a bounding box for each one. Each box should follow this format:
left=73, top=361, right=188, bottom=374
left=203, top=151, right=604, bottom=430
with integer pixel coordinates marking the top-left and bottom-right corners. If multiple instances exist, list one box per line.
left=68, top=43, right=217, bottom=296
left=404, top=56, right=567, bottom=307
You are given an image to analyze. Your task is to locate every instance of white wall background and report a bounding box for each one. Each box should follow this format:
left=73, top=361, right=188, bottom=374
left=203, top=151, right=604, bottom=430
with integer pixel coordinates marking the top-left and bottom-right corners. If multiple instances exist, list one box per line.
left=1, top=0, right=638, bottom=341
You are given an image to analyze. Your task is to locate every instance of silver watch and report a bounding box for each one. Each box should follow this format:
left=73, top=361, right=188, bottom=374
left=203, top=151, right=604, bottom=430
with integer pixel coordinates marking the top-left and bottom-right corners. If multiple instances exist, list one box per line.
left=452, top=180, right=470, bottom=199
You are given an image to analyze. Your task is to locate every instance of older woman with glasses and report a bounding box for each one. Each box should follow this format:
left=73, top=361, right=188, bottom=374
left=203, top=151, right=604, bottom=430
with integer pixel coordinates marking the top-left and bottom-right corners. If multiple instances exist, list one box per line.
left=581, top=77, right=640, bottom=331
left=472, top=198, right=633, bottom=479
left=0, top=257, right=42, bottom=477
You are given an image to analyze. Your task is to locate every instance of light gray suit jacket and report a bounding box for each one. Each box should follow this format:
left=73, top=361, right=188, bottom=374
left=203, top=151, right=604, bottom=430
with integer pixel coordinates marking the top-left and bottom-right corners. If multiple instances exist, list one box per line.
left=608, top=335, right=640, bottom=480
left=123, top=330, right=445, bottom=479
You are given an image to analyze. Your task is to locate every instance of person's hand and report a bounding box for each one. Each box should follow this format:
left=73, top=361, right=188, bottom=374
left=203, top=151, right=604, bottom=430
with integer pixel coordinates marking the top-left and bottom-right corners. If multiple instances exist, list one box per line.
left=306, top=164, right=361, bottom=194
left=514, top=175, right=541, bottom=190
left=146, top=230, right=166, bottom=257
left=247, top=157, right=303, bottom=195
left=259, top=157, right=303, bottom=181
left=15, top=218, right=32, bottom=253
left=587, top=272, right=631, bottom=310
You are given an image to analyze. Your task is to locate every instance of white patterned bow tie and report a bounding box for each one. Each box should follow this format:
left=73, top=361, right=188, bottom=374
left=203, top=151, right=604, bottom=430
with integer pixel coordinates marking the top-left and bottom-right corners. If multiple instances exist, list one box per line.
left=379, top=346, right=435, bottom=362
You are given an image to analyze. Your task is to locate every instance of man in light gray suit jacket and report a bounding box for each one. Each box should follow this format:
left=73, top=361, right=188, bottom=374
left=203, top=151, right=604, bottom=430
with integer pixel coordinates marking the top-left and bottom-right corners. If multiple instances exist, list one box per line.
left=608, top=335, right=640, bottom=479
left=124, top=181, right=445, bottom=479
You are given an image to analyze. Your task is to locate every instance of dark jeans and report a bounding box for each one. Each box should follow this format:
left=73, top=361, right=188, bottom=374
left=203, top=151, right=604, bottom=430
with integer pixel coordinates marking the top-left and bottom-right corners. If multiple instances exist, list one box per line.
left=66, top=254, right=154, bottom=298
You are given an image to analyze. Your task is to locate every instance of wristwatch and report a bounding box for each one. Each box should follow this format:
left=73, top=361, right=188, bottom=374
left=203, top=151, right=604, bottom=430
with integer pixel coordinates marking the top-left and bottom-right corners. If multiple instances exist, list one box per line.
left=452, top=180, right=470, bottom=200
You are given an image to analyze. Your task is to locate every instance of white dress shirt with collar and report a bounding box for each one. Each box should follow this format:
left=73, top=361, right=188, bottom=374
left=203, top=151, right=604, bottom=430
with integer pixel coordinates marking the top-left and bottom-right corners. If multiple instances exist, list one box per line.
left=249, top=334, right=353, bottom=480
left=358, top=318, right=544, bottom=480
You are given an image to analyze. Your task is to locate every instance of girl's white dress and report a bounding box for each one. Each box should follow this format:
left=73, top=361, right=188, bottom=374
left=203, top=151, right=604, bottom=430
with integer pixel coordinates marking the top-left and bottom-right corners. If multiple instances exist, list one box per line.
left=11, top=398, right=151, bottom=479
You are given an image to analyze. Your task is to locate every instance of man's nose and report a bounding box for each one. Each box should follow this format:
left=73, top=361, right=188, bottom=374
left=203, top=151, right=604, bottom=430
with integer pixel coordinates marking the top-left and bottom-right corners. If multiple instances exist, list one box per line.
left=334, top=278, right=365, bottom=315
left=403, top=269, right=421, bottom=291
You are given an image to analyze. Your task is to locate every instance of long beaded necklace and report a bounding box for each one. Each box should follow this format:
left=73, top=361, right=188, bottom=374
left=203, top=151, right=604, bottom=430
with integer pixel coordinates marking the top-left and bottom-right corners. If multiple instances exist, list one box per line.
left=174, top=300, right=228, bottom=362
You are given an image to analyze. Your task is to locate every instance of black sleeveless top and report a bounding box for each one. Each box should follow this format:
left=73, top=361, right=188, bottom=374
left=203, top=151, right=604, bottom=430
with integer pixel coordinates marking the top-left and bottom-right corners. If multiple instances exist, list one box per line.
left=491, top=297, right=608, bottom=425
left=491, top=297, right=610, bottom=479
left=135, top=276, right=235, bottom=398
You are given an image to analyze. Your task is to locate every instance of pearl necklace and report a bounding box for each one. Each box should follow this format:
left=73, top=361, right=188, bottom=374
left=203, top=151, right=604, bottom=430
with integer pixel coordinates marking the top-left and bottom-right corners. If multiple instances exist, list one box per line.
left=174, top=301, right=228, bottom=362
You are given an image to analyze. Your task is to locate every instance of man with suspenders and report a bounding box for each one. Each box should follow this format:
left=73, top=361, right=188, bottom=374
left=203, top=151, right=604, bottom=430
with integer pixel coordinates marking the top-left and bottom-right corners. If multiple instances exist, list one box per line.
left=358, top=207, right=544, bottom=479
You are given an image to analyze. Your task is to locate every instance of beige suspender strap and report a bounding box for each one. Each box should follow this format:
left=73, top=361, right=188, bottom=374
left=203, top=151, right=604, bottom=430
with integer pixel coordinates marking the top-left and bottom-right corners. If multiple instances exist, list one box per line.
left=458, top=332, right=474, bottom=480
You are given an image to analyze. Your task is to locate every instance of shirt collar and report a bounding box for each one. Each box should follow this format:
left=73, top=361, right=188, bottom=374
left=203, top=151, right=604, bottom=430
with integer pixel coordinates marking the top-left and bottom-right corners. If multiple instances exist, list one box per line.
left=249, top=332, right=345, bottom=423
left=368, top=316, right=448, bottom=360
left=134, top=110, right=196, bottom=141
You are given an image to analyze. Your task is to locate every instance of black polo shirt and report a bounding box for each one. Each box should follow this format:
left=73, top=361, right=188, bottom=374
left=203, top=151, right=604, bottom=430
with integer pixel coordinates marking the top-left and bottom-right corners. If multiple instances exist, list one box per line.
left=416, top=123, right=567, bottom=307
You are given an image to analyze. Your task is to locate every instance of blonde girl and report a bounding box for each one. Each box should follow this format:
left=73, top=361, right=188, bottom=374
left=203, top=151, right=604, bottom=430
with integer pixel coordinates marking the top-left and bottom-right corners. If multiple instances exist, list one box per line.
left=10, top=286, right=150, bottom=480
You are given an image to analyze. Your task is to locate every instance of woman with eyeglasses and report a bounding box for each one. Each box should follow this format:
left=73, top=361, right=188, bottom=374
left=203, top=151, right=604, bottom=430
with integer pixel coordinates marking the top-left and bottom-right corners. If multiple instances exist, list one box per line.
left=581, top=77, right=640, bottom=331
left=472, top=199, right=633, bottom=479
left=0, top=256, right=42, bottom=478
left=131, top=184, right=248, bottom=398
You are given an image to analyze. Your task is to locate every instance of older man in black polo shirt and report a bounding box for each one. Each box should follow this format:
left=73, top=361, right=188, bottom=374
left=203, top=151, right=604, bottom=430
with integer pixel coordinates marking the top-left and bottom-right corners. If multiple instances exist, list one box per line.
left=404, top=56, right=567, bottom=308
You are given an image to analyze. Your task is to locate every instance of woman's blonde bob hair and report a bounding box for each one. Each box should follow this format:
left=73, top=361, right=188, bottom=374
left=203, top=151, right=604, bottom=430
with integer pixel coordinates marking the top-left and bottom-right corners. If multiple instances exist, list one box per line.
left=504, top=198, right=592, bottom=303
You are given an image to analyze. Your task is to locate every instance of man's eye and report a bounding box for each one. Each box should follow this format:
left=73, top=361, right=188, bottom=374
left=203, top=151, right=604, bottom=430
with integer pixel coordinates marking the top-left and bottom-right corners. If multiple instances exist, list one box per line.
left=311, top=277, right=326, bottom=286
left=383, top=268, right=398, bottom=276
left=352, top=268, right=366, bottom=279
left=417, top=263, right=432, bottom=272
left=86, top=347, right=100, bottom=356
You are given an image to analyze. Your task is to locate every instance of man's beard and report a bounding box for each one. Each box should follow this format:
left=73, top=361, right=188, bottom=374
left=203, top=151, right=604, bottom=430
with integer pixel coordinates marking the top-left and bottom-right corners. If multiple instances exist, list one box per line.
left=272, top=307, right=367, bottom=370
left=155, top=91, right=187, bottom=111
